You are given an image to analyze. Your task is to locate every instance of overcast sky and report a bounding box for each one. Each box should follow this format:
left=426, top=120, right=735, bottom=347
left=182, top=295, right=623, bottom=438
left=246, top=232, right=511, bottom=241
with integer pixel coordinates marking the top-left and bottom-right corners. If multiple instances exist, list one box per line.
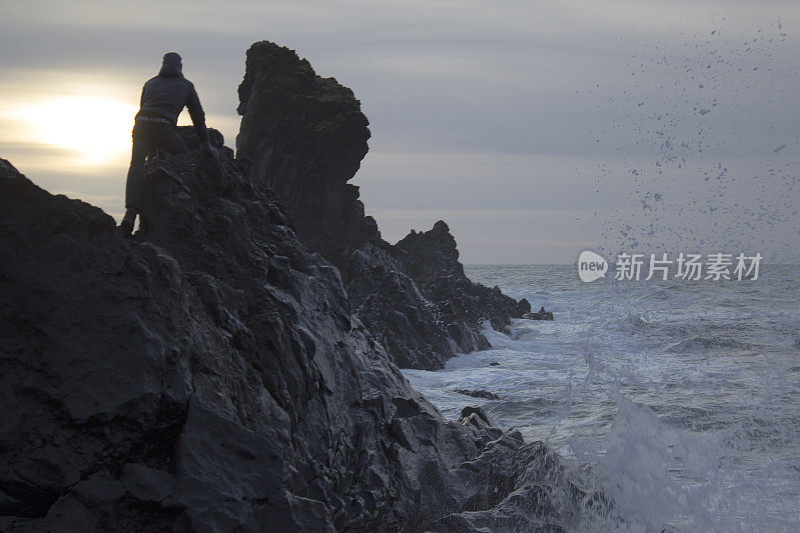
left=1, top=1, right=798, bottom=263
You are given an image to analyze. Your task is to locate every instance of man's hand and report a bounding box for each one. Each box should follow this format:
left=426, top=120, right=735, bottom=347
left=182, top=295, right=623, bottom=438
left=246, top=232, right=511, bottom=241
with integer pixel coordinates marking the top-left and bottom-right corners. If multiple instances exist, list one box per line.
left=202, top=143, right=218, bottom=159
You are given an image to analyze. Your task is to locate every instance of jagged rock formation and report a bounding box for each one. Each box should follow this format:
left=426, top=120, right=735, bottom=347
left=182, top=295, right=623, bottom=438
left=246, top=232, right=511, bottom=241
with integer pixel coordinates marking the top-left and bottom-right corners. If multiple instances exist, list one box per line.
left=340, top=242, right=459, bottom=369
left=394, top=221, right=532, bottom=344
left=235, top=43, right=375, bottom=262
left=1, top=138, right=609, bottom=530
left=236, top=42, right=532, bottom=370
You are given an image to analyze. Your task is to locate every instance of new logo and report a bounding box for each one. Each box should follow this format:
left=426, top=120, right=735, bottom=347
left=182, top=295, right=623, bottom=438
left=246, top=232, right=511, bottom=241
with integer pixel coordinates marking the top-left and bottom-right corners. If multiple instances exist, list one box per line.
left=578, top=251, right=608, bottom=282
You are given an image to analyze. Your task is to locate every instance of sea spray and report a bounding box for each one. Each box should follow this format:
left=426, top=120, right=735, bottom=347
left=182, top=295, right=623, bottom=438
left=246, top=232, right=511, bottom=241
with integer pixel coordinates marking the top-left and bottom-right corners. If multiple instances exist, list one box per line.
left=404, top=264, right=800, bottom=531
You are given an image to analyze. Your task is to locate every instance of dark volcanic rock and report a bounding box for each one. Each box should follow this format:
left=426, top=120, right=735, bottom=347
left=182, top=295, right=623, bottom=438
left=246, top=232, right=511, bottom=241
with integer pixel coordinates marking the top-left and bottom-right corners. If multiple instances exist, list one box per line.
left=395, top=221, right=532, bottom=348
left=236, top=41, right=375, bottom=263
left=236, top=41, right=535, bottom=370
left=454, top=389, right=501, bottom=401
left=235, top=41, right=458, bottom=370
left=0, top=148, right=610, bottom=531
left=526, top=306, right=555, bottom=321
left=342, top=242, right=457, bottom=369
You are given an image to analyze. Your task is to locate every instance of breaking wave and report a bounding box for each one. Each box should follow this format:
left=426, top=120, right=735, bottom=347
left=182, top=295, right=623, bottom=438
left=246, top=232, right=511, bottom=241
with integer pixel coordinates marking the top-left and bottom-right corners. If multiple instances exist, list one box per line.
left=404, top=264, right=800, bottom=531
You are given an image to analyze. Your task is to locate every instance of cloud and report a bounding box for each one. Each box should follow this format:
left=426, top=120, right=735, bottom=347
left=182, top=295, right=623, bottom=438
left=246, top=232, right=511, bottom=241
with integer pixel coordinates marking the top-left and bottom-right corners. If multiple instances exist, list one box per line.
left=368, top=207, right=597, bottom=263
left=1, top=0, right=798, bottom=263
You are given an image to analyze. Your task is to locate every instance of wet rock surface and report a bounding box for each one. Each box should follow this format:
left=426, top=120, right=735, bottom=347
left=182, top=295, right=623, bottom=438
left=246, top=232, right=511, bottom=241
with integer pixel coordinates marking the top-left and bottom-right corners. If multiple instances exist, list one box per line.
left=394, top=221, right=532, bottom=346
left=454, top=389, right=501, bottom=401
left=236, top=41, right=534, bottom=370
left=525, top=307, right=555, bottom=321
left=0, top=149, right=609, bottom=531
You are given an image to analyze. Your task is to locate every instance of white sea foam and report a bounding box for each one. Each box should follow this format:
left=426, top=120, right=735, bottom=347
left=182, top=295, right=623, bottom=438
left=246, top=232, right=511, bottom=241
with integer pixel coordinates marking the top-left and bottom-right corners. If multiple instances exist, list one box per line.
left=403, top=264, right=800, bottom=531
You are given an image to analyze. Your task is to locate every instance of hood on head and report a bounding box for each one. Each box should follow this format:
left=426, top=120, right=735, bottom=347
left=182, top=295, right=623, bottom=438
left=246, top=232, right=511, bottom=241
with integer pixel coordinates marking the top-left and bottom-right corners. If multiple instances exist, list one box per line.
left=159, top=52, right=183, bottom=77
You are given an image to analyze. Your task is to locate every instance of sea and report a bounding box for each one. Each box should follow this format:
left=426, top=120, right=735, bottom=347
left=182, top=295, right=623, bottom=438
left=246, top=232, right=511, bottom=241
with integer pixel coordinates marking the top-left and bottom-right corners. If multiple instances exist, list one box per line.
left=402, top=264, right=800, bottom=532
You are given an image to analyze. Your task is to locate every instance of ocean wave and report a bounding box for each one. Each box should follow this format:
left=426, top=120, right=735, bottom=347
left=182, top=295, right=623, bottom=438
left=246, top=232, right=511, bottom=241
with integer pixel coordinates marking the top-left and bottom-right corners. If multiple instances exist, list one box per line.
left=660, top=335, right=759, bottom=354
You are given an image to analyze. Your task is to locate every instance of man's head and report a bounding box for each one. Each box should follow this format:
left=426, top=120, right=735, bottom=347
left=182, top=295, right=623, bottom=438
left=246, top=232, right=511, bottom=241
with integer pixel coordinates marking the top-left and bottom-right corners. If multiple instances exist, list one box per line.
left=159, top=52, right=183, bottom=77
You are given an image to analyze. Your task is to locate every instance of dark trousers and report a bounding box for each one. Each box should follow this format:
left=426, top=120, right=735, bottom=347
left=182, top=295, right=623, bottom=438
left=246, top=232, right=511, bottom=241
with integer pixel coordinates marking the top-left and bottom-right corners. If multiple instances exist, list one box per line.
left=125, top=119, right=188, bottom=210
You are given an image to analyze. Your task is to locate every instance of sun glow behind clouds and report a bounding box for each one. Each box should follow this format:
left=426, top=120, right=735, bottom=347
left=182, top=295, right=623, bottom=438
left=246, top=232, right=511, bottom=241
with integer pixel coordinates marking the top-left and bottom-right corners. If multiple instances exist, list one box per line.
left=4, top=95, right=137, bottom=166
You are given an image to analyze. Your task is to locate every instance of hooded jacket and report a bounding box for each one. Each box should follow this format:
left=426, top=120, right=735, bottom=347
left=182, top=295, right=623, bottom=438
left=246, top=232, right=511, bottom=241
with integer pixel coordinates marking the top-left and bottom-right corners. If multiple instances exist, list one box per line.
left=135, top=53, right=210, bottom=146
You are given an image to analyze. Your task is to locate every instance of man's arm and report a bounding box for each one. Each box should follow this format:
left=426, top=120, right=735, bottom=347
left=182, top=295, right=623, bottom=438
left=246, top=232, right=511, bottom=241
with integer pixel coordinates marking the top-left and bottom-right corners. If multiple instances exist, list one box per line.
left=186, top=85, right=215, bottom=156
left=134, top=83, right=146, bottom=118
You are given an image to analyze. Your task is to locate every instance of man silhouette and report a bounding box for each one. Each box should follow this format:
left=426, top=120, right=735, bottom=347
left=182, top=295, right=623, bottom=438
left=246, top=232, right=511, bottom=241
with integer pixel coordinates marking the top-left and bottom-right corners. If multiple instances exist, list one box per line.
left=119, top=52, right=216, bottom=236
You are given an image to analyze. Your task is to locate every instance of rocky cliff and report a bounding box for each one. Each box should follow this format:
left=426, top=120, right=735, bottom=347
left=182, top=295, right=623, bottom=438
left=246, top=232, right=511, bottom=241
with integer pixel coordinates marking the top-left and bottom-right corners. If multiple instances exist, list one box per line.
left=0, top=41, right=594, bottom=532
left=0, top=139, right=608, bottom=530
left=236, top=42, right=532, bottom=370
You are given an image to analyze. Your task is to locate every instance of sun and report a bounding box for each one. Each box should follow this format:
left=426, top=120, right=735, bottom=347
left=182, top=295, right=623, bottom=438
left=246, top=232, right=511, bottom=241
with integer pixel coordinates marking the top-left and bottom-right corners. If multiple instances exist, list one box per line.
left=19, top=96, right=138, bottom=165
